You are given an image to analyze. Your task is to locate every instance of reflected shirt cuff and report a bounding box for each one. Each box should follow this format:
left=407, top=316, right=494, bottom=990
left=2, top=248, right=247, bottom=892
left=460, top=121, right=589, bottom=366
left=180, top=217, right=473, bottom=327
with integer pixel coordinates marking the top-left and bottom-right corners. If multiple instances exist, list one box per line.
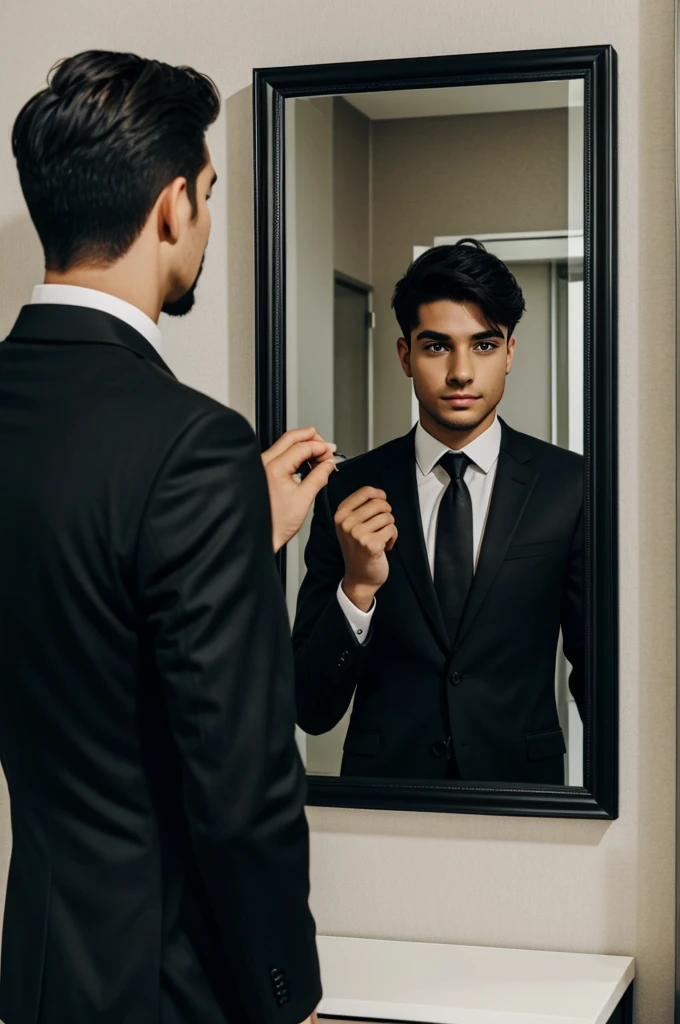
left=336, top=581, right=375, bottom=645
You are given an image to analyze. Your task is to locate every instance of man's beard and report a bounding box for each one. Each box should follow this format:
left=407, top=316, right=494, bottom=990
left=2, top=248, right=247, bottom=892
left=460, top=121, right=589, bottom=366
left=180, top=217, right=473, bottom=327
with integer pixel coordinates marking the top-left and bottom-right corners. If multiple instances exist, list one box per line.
left=161, top=256, right=205, bottom=317
left=429, top=408, right=491, bottom=432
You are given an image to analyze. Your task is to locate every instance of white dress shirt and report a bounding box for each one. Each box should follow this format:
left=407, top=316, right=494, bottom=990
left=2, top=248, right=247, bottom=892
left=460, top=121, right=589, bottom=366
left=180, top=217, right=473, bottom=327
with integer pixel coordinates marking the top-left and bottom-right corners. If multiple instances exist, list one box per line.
left=338, top=415, right=502, bottom=643
left=30, top=284, right=164, bottom=357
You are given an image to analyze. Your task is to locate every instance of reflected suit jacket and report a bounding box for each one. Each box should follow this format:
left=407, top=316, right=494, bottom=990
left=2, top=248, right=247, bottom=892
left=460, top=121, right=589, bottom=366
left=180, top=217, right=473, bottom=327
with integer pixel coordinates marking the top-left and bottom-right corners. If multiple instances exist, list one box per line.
left=293, top=422, right=585, bottom=785
left=0, top=304, right=321, bottom=1024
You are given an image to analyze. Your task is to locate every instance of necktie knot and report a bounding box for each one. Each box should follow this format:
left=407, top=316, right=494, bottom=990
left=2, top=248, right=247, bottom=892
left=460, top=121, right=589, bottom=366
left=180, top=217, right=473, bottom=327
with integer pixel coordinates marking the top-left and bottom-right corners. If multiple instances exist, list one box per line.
left=438, top=451, right=470, bottom=483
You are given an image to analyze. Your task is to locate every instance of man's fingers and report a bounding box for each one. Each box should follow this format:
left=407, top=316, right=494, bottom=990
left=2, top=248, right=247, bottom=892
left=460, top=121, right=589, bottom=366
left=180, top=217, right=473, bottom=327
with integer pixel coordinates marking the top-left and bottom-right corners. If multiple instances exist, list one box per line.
left=262, top=426, right=319, bottom=466
left=273, top=439, right=336, bottom=475
left=365, top=523, right=398, bottom=552
left=337, top=498, right=391, bottom=531
left=335, top=487, right=387, bottom=521
left=298, top=458, right=336, bottom=499
left=349, top=512, right=395, bottom=539
left=384, top=525, right=399, bottom=550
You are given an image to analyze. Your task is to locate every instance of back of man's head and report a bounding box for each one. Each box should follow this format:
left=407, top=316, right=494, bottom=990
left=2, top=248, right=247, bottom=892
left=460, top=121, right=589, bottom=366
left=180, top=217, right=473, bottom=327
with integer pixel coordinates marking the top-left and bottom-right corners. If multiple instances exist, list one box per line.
left=12, top=50, right=221, bottom=272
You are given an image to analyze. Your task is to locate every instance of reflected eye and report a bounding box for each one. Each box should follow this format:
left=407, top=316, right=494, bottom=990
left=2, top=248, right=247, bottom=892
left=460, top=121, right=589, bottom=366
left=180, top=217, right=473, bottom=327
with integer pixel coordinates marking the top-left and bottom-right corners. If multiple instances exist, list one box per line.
left=475, top=341, right=498, bottom=353
left=424, top=343, right=448, bottom=353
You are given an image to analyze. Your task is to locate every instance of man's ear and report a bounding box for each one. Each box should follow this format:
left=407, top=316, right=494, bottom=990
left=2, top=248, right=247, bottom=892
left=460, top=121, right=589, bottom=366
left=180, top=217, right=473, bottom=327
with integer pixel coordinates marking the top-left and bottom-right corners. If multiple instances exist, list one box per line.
left=505, top=335, right=517, bottom=375
left=397, top=337, right=412, bottom=378
left=156, top=176, right=188, bottom=245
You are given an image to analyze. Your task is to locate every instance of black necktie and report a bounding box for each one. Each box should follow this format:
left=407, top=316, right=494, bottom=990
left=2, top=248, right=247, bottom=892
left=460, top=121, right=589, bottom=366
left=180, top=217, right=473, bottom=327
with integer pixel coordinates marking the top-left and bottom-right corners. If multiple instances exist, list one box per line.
left=434, top=452, right=474, bottom=645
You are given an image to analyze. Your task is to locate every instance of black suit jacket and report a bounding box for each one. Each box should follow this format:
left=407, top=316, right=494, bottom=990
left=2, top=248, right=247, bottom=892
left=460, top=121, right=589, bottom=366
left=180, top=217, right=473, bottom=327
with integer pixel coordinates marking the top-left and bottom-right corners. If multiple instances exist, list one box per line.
left=293, top=422, right=584, bottom=785
left=0, top=305, right=321, bottom=1024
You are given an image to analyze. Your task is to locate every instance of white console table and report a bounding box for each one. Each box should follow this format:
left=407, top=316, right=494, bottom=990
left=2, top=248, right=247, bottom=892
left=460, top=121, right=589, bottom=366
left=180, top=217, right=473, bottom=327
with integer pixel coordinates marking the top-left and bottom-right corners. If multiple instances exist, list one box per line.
left=316, top=936, right=635, bottom=1024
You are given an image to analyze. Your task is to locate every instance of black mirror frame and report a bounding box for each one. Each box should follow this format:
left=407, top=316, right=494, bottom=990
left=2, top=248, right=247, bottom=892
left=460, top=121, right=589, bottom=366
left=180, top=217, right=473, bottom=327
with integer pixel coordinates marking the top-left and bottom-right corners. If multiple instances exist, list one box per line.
left=253, top=45, right=618, bottom=819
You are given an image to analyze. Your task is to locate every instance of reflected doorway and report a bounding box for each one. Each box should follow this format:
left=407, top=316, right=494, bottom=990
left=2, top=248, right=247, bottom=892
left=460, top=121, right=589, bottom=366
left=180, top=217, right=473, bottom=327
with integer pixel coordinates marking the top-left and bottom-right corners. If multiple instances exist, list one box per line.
left=333, top=274, right=373, bottom=459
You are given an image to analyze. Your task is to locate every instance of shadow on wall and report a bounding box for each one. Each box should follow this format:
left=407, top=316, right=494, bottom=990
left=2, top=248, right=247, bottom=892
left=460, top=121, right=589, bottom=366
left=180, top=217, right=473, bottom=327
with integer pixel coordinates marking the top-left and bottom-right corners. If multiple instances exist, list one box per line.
left=226, top=85, right=257, bottom=425
left=0, top=215, right=43, bottom=337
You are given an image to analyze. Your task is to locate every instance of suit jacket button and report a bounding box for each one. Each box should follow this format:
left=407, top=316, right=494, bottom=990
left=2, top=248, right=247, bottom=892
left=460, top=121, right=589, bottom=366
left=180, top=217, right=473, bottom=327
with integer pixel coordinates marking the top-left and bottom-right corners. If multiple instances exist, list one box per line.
left=338, top=650, right=349, bottom=667
left=449, top=671, right=462, bottom=686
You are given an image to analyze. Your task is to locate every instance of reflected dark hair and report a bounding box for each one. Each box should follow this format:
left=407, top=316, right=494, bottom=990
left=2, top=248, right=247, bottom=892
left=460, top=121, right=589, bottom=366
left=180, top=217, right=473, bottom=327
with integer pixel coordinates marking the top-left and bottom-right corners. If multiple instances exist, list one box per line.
left=12, top=50, right=221, bottom=271
left=392, top=239, right=526, bottom=347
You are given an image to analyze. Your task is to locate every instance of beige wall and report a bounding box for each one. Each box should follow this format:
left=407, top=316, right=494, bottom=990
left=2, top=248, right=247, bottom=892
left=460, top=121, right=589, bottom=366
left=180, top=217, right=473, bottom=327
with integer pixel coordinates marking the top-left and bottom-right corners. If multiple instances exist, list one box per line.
left=334, top=97, right=372, bottom=285
left=371, top=107, right=569, bottom=444
left=0, top=1, right=675, bottom=1022
left=288, top=97, right=335, bottom=444
left=285, top=96, right=335, bottom=651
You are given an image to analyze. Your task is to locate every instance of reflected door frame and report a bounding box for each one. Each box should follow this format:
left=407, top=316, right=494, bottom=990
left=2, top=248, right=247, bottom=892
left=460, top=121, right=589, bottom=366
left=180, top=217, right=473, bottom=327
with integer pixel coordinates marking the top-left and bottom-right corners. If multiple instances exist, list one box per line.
left=334, top=271, right=375, bottom=454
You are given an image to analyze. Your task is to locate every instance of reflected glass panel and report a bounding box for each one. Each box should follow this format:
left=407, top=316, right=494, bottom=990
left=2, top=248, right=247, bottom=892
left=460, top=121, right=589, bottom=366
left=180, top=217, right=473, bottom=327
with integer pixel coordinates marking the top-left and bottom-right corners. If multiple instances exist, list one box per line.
left=285, top=80, right=585, bottom=787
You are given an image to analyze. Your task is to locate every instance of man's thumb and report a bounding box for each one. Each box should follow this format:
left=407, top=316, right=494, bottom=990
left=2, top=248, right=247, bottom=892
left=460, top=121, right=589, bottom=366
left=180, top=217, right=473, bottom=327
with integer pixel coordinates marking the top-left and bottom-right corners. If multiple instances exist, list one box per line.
left=300, top=458, right=336, bottom=498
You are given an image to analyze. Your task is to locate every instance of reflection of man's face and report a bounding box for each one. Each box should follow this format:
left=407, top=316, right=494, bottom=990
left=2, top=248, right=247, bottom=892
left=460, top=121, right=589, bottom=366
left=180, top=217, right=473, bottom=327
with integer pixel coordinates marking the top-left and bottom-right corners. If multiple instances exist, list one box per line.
left=398, top=299, right=516, bottom=440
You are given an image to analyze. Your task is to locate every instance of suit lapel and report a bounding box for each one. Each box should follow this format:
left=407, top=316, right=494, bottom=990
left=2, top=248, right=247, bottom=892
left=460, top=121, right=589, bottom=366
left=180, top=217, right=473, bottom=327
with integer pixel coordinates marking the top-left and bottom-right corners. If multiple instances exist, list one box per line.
left=454, top=423, right=538, bottom=650
left=5, top=304, right=175, bottom=378
left=380, top=429, right=450, bottom=652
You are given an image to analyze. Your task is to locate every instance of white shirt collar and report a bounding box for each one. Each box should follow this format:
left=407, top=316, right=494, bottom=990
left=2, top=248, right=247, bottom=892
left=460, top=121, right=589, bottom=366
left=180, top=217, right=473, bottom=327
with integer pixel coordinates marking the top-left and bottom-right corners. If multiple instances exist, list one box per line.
left=415, top=414, right=502, bottom=476
left=30, top=284, right=163, bottom=357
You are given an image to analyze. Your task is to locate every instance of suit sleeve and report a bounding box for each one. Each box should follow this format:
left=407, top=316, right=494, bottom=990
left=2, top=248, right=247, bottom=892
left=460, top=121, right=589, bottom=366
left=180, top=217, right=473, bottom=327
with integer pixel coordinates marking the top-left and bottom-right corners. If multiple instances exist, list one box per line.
left=136, top=407, right=321, bottom=1024
left=561, top=501, right=585, bottom=721
left=292, top=481, right=372, bottom=735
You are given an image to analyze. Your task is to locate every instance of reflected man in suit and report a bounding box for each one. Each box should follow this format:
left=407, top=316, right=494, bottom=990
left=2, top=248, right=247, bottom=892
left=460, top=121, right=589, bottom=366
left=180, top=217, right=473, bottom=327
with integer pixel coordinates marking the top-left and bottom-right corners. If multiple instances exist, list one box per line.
left=294, top=241, right=585, bottom=785
left=0, top=50, right=333, bottom=1024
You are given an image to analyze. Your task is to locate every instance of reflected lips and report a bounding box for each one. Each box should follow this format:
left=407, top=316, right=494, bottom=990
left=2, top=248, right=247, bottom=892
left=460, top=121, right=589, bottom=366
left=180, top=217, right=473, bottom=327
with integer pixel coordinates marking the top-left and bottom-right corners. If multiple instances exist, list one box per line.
left=443, top=394, right=480, bottom=407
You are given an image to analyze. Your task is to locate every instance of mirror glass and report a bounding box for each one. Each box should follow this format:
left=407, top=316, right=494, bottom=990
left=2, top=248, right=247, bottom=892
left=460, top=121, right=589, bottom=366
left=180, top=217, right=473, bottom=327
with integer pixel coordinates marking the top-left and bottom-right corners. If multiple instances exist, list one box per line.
left=285, top=80, right=585, bottom=787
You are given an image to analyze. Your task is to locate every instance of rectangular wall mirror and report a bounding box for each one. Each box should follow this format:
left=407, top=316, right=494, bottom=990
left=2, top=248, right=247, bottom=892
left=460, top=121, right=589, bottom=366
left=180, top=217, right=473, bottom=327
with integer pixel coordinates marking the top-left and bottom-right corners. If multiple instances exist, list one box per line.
left=254, top=46, right=617, bottom=818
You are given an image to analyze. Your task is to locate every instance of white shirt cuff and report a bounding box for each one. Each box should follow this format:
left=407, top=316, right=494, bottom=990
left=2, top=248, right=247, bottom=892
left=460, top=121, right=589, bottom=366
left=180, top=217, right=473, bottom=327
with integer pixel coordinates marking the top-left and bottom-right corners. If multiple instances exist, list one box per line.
left=336, top=581, right=375, bottom=645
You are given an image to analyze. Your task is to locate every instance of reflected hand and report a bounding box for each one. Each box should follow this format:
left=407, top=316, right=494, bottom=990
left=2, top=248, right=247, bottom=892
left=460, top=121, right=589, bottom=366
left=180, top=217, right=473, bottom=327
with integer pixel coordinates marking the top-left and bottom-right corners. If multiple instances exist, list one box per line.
left=335, top=486, right=397, bottom=611
left=262, top=427, right=336, bottom=553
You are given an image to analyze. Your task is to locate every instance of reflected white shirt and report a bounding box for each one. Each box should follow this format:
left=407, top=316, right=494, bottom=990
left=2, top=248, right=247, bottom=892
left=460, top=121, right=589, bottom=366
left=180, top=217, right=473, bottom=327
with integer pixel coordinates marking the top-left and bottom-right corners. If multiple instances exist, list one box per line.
left=337, top=416, right=502, bottom=643
left=30, top=284, right=164, bottom=357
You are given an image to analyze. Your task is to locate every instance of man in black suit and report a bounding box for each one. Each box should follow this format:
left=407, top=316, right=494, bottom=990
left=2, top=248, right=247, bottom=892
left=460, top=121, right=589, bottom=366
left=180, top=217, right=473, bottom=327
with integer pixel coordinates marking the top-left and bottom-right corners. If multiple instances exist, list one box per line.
left=0, top=51, right=335, bottom=1024
left=294, top=241, right=584, bottom=785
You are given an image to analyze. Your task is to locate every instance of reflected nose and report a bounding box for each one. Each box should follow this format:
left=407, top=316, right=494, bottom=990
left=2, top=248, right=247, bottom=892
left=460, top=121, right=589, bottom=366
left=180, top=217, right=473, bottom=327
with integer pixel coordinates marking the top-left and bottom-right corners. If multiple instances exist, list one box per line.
left=447, top=354, right=473, bottom=387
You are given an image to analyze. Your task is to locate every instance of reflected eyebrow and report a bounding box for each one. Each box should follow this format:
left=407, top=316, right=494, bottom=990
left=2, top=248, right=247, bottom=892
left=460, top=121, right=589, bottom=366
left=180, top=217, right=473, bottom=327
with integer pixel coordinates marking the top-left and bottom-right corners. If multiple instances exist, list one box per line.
left=470, top=328, right=505, bottom=341
left=415, top=328, right=505, bottom=343
left=415, top=330, right=451, bottom=343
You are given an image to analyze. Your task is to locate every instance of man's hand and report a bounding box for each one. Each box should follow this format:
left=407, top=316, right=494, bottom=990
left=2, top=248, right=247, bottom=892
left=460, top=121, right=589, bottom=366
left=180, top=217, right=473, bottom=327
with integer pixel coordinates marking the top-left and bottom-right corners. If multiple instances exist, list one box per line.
left=262, top=427, right=336, bottom=553
left=335, top=486, right=397, bottom=611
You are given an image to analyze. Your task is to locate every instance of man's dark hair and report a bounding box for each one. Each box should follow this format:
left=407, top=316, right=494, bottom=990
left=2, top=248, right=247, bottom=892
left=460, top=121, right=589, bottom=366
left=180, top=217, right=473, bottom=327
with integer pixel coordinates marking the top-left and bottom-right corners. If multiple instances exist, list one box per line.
left=12, top=50, right=221, bottom=271
left=392, top=239, right=526, bottom=347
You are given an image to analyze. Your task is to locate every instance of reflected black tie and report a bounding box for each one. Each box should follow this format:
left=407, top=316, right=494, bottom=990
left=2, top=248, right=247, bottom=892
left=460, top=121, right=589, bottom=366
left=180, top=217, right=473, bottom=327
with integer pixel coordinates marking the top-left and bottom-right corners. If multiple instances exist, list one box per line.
left=434, top=452, right=474, bottom=645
